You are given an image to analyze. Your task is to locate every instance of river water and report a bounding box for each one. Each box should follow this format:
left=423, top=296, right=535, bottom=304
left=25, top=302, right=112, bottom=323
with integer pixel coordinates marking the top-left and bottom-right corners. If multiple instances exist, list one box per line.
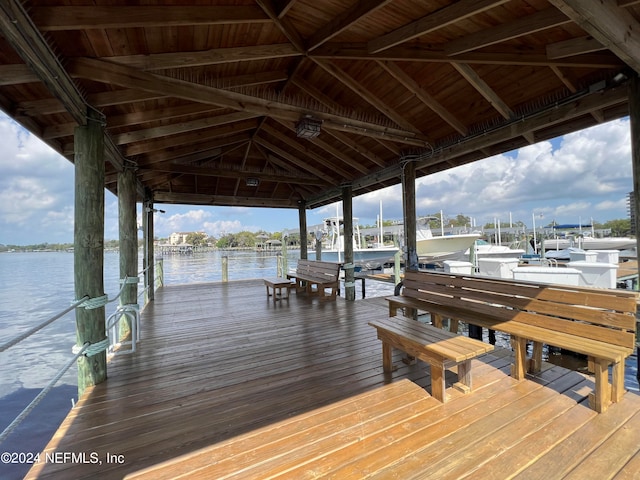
left=0, top=250, right=638, bottom=479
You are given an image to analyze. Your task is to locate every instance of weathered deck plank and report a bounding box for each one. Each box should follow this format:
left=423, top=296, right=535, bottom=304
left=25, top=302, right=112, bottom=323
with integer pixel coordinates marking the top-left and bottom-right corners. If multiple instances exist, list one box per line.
left=25, top=280, right=640, bottom=479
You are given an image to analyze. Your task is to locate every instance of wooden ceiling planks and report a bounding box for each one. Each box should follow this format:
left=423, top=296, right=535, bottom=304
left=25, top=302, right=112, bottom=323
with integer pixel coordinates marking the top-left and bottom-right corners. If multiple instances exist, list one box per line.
left=0, top=0, right=637, bottom=208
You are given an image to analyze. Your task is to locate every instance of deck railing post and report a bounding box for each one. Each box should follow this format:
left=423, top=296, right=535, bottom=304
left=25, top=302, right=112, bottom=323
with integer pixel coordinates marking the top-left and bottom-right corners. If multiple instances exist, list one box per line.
left=222, top=256, right=228, bottom=282
left=156, top=258, right=164, bottom=288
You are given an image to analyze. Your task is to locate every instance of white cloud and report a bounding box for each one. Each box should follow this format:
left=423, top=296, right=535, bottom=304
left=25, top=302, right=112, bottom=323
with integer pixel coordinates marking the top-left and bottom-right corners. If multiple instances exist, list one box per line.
left=0, top=111, right=634, bottom=244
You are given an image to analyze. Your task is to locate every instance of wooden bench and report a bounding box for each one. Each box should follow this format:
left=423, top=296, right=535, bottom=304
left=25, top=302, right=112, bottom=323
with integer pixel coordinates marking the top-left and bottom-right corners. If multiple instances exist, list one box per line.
left=287, top=259, right=341, bottom=300
left=369, top=316, right=494, bottom=402
left=386, top=270, right=638, bottom=412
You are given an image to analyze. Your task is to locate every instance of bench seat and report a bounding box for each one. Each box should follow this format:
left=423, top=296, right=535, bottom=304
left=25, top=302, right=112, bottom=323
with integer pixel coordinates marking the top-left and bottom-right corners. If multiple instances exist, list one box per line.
left=386, top=270, right=637, bottom=412
left=287, top=260, right=341, bottom=300
left=369, top=316, right=494, bottom=402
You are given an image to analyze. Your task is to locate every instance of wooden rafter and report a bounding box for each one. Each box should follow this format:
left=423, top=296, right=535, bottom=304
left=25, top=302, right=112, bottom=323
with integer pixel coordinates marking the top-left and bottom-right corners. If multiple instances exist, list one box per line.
left=452, top=62, right=535, bottom=143
left=69, top=57, right=425, bottom=145
left=311, top=58, right=425, bottom=136
left=376, top=60, right=468, bottom=135
left=107, top=44, right=301, bottom=71
left=444, top=7, right=571, bottom=56
left=30, top=6, right=270, bottom=30
left=546, top=36, right=605, bottom=59
left=254, top=135, right=338, bottom=184
left=306, top=0, right=393, bottom=51
left=312, top=44, right=624, bottom=68
left=368, top=0, right=510, bottom=54
left=548, top=0, right=640, bottom=74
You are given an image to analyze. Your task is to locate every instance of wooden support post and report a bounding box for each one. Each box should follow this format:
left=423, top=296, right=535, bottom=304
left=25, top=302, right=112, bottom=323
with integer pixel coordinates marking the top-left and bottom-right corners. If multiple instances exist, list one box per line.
left=630, top=74, right=640, bottom=287
left=118, top=167, right=138, bottom=338
left=298, top=201, right=308, bottom=260
left=402, top=160, right=418, bottom=270
left=342, top=185, right=355, bottom=301
left=74, top=110, right=106, bottom=396
left=143, top=195, right=155, bottom=302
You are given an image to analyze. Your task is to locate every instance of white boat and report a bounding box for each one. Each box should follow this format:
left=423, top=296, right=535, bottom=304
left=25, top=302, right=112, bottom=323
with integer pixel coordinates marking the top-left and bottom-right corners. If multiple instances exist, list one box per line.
left=543, top=234, right=636, bottom=251
left=415, top=217, right=481, bottom=262
left=309, top=217, right=399, bottom=269
left=467, top=239, right=526, bottom=259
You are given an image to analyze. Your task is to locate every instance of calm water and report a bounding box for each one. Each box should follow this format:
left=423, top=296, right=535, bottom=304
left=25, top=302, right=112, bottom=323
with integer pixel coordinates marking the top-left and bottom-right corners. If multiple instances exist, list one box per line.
left=0, top=249, right=364, bottom=479
left=0, top=250, right=638, bottom=479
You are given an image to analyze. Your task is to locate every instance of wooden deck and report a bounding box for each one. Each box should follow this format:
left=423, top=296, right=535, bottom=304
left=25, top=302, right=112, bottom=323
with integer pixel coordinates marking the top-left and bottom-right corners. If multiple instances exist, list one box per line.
left=26, top=280, right=640, bottom=479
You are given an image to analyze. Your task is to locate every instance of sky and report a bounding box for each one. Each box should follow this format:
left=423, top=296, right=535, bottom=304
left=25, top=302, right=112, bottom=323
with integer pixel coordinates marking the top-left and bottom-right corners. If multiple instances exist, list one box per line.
left=0, top=110, right=634, bottom=245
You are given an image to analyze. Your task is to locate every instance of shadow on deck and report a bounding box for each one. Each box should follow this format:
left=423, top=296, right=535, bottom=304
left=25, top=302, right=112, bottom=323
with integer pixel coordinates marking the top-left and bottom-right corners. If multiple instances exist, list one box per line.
left=26, top=280, right=640, bottom=479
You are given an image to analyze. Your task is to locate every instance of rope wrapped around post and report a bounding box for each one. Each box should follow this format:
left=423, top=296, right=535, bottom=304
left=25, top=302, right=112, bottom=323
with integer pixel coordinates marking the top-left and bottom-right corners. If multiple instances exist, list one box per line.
left=72, top=338, right=110, bottom=357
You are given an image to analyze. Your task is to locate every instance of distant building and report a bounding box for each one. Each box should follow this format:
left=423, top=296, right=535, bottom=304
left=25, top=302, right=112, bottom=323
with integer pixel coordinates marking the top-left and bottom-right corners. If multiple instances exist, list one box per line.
left=629, top=192, right=635, bottom=235
left=169, top=232, right=190, bottom=245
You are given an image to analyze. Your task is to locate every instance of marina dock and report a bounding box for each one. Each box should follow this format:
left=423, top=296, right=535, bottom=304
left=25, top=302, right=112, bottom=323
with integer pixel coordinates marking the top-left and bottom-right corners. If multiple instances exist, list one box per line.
left=26, top=280, right=640, bottom=479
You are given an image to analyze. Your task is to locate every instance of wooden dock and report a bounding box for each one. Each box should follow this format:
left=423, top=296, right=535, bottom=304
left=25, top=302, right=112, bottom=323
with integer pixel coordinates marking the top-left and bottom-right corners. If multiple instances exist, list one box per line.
left=26, top=280, right=640, bottom=479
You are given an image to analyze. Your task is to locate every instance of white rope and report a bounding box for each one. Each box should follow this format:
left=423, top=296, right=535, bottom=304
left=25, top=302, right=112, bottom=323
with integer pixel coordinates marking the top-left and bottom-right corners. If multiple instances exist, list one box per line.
left=344, top=281, right=356, bottom=287
left=75, top=294, right=109, bottom=310
left=72, top=338, right=109, bottom=357
left=342, top=263, right=355, bottom=269
left=0, top=344, right=88, bottom=445
left=0, top=295, right=89, bottom=353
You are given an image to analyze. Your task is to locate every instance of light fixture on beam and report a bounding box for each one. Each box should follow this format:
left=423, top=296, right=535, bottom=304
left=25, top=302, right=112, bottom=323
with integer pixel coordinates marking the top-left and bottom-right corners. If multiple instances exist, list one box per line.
left=296, top=116, right=322, bottom=139
left=246, top=177, right=260, bottom=187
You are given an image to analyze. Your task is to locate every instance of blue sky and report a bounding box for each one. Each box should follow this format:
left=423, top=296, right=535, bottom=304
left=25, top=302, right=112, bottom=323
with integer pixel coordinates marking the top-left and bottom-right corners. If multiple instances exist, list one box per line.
left=0, top=110, right=634, bottom=245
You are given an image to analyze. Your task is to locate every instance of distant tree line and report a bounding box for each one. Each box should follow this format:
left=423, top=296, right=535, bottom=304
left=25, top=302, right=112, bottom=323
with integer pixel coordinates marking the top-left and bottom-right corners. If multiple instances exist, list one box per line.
left=1, top=218, right=632, bottom=252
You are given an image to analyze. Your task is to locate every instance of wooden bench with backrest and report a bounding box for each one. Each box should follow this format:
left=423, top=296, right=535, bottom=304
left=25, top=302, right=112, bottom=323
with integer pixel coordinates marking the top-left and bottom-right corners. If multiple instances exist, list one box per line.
left=368, top=316, right=494, bottom=402
left=386, top=270, right=637, bottom=412
left=287, top=259, right=341, bottom=300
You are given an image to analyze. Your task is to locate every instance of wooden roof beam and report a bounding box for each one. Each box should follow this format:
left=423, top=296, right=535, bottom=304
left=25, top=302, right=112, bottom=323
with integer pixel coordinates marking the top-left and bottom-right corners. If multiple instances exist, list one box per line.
left=112, top=112, right=260, bottom=145
left=260, top=123, right=354, bottom=179
left=272, top=118, right=369, bottom=174
left=548, top=0, right=640, bottom=74
left=137, top=133, right=252, bottom=165
left=153, top=191, right=299, bottom=208
left=146, top=162, right=323, bottom=186
left=445, top=7, right=571, bottom=56
left=291, top=79, right=389, bottom=166
left=377, top=60, right=468, bottom=135
left=452, top=63, right=535, bottom=144
left=276, top=0, right=298, bottom=19
left=368, top=0, right=509, bottom=54
left=311, top=58, right=426, bottom=136
left=30, top=6, right=270, bottom=31
left=69, top=57, right=424, bottom=146
left=307, top=0, right=393, bottom=51
left=107, top=44, right=301, bottom=71
left=311, top=44, right=623, bottom=68
left=546, top=36, right=605, bottom=59
left=254, top=136, right=338, bottom=184
left=255, top=0, right=305, bottom=52
left=44, top=104, right=225, bottom=140
left=0, top=64, right=39, bottom=85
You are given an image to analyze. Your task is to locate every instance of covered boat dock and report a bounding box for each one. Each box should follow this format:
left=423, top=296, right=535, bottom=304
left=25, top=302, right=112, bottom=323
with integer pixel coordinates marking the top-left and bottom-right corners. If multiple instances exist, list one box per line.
left=2, top=1, right=640, bottom=478
left=26, top=281, right=640, bottom=479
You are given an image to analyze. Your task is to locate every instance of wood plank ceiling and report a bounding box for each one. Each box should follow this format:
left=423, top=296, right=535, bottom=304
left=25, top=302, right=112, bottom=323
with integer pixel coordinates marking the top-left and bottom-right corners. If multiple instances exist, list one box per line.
left=1, top=0, right=639, bottom=210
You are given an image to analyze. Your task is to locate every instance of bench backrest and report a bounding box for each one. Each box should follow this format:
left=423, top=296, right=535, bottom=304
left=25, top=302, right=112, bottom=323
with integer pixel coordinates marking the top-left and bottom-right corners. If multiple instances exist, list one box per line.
left=401, top=270, right=637, bottom=351
left=295, top=259, right=341, bottom=281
